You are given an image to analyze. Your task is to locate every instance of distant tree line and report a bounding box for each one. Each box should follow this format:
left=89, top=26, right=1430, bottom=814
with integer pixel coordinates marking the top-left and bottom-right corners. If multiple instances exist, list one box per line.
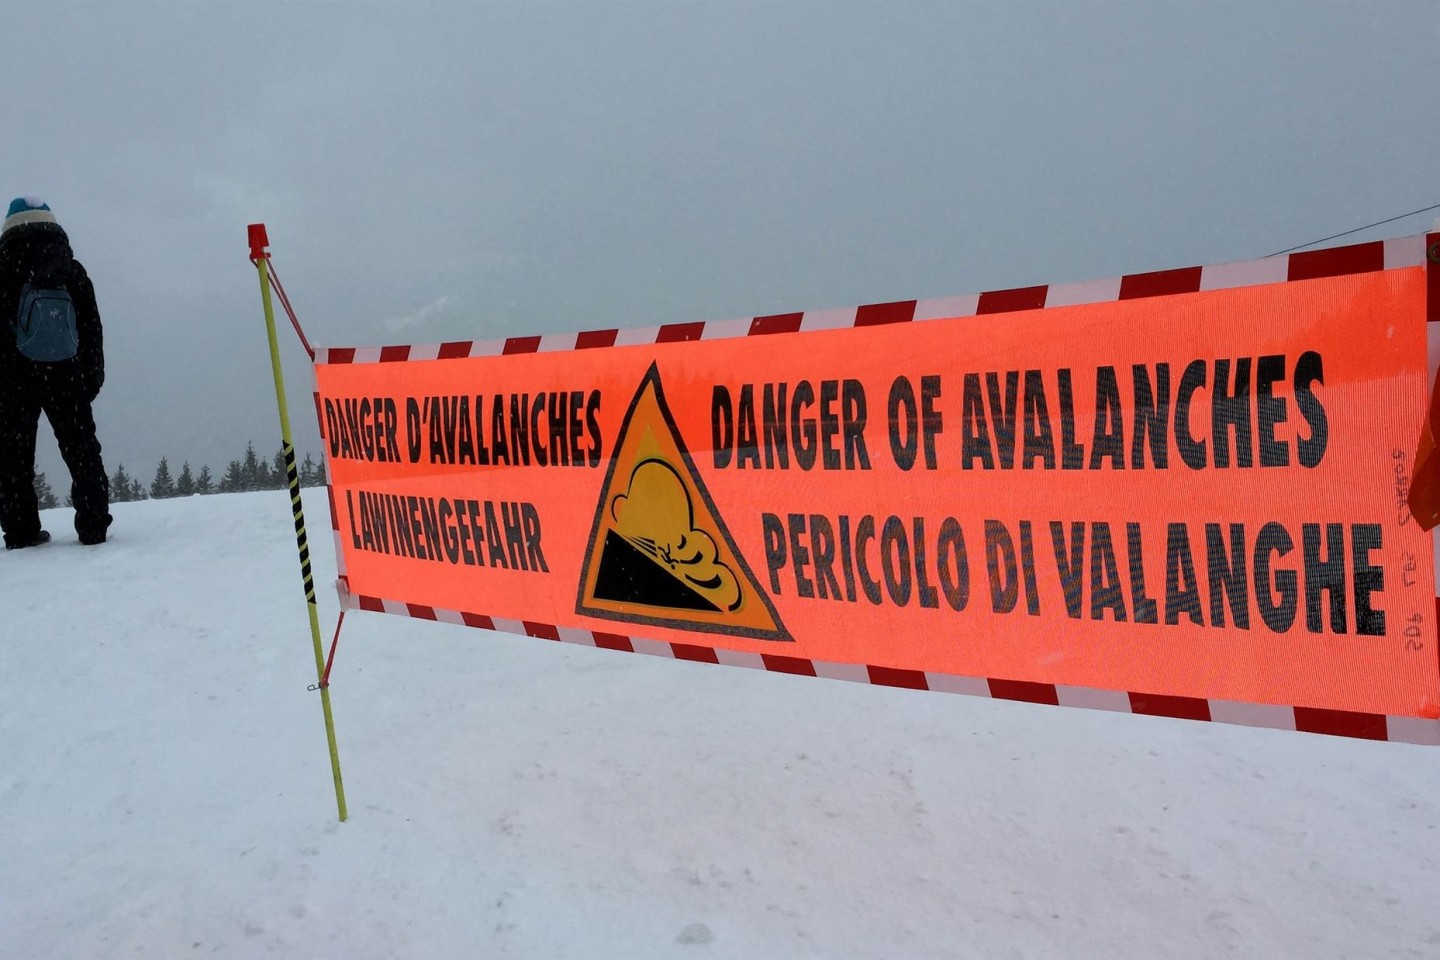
left=32, top=441, right=326, bottom=507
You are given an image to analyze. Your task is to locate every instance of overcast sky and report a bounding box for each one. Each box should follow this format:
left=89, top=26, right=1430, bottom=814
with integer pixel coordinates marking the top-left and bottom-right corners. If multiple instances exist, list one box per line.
left=5, top=1, right=1438, bottom=488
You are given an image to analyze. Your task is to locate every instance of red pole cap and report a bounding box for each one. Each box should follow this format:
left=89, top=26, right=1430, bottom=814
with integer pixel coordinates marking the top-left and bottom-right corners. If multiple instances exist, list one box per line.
left=247, top=222, right=270, bottom=260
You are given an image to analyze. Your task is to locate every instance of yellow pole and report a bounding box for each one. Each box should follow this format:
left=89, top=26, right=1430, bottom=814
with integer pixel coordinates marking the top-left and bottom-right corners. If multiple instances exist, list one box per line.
left=249, top=224, right=348, bottom=822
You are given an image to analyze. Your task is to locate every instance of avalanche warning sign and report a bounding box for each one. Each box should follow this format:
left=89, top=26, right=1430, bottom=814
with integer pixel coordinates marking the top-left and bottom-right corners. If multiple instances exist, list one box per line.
left=312, top=235, right=1440, bottom=738
left=576, top=363, right=790, bottom=641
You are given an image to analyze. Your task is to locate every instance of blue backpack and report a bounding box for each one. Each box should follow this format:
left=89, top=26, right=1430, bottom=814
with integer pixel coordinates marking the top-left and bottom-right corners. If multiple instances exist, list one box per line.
left=14, top=282, right=78, bottom=361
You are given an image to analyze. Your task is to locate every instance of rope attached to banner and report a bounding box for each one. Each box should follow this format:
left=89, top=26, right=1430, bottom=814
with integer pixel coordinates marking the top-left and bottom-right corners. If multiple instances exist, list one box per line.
left=267, top=262, right=316, bottom=362
left=248, top=222, right=348, bottom=823
left=1267, top=201, right=1440, bottom=257
left=309, top=609, right=346, bottom=691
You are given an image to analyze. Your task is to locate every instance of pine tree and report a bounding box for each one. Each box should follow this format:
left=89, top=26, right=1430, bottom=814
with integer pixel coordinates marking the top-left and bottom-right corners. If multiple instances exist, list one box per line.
left=299, top=452, right=323, bottom=487
left=220, top=459, right=245, bottom=494
left=242, top=442, right=263, bottom=492
left=176, top=462, right=195, bottom=497
left=150, top=457, right=176, bottom=499
left=33, top=472, right=58, bottom=510
left=128, top=478, right=146, bottom=501
left=196, top=464, right=213, bottom=495
left=271, top=449, right=289, bottom=489
left=110, top=464, right=133, bottom=503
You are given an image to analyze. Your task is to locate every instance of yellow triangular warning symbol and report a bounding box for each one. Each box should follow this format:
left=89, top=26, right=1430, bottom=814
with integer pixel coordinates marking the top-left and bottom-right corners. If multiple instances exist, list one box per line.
left=576, top=363, right=790, bottom=641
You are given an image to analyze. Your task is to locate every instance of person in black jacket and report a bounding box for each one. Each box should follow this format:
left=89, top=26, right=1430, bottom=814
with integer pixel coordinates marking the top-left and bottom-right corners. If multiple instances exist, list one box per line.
left=0, top=197, right=110, bottom=548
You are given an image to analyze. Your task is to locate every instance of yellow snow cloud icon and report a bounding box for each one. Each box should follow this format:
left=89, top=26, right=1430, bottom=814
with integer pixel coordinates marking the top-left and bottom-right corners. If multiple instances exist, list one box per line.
left=611, top=458, right=742, bottom=612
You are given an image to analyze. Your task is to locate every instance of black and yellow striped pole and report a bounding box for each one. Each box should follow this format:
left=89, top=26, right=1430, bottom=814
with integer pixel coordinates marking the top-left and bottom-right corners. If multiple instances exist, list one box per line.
left=248, top=223, right=348, bottom=822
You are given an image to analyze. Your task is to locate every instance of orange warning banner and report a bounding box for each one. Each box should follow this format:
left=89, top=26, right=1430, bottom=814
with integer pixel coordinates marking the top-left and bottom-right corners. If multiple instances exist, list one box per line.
left=316, top=265, right=1439, bottom=720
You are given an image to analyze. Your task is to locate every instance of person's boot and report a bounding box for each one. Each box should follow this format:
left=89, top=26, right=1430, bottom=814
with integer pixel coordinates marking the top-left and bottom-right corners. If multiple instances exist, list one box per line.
left=5, top=530, right=51, bottom=550
left=77, top=512, right=111, bottom=545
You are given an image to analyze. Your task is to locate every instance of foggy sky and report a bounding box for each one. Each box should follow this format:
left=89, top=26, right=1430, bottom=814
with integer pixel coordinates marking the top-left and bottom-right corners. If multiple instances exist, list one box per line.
left=4, top=1, right=1438, bottom=490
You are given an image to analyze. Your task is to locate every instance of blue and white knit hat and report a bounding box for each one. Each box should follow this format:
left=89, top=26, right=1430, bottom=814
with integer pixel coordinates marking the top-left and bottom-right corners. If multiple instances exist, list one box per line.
left=3, top=196, right=57, bottom=234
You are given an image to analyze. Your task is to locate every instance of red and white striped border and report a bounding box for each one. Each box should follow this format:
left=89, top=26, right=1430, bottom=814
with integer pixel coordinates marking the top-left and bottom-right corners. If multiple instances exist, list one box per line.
left=333, top=585, right=1440, bottom=746
left=314, top=234, right=1430, bottom=365
left=310, top=232, right=1440, bottom=746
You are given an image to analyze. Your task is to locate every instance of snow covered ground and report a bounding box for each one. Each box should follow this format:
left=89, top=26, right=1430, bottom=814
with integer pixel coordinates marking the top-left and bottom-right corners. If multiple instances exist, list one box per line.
left=2, top=489, right=1438, bottom=959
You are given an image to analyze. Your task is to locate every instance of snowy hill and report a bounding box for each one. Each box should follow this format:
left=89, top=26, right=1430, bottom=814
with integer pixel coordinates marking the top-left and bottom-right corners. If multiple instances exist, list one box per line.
left=2, top=490, right=1437, bottom=959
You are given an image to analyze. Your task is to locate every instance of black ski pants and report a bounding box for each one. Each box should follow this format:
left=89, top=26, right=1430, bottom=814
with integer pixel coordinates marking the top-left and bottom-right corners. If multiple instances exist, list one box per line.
left=0, top=378, right=110, bottom=546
